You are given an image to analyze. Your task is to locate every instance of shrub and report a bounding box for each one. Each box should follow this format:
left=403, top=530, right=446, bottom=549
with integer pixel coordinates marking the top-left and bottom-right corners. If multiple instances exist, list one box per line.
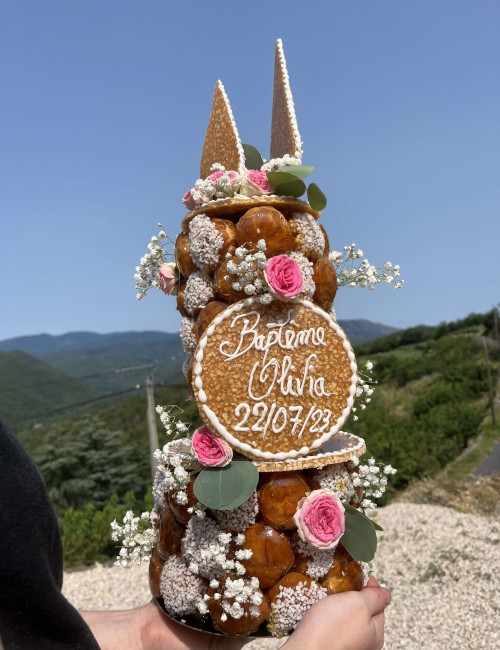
left=60, top=491, right=145, bottom=568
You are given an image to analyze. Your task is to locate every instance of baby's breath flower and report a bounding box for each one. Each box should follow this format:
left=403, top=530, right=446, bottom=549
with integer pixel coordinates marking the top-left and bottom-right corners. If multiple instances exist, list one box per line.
left=110, top=510, right=158, bottom=566
left=224, top=242, right=270, bottom=300
left=349, top=361, right=376, bottom=423
left=355, top=458, right=398, bottom=509
left=259, top=293, right=273, bottom=305
left=329, top=244, right=404, bottom=291
left=260, top=154, right=301, bottom=172
left=135, top=225, right=176, bottom=300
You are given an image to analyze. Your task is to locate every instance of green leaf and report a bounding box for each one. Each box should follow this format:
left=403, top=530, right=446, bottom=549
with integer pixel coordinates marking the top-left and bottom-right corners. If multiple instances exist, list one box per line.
left=277, top=164, right=314, bottom=179
left=193, top=458, right=259, bottom=511
left=307, top=183, right=327, bottom=211
left=267, top=171, right=306, bottom=198
left=242, top=144, right=264, bottom=170
left=344, top=504, right=383, bottom=531
left=341, top=506, right=378, bottom=562
left=267, top=171, right=303, bottom=187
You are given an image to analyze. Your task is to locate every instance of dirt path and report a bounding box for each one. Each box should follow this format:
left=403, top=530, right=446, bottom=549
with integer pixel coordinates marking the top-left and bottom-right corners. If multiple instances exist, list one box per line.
left=474, top=441, right=500, bottom=475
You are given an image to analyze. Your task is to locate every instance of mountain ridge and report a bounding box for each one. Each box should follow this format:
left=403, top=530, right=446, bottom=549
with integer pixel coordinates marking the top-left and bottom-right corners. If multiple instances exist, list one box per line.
left=0, top=330, right=180, bottom=355
left=0, top=320, right=400, bottom=414
left=0, top=320, right=399, bottom=356
left=0, top=350, right=102, bottom=428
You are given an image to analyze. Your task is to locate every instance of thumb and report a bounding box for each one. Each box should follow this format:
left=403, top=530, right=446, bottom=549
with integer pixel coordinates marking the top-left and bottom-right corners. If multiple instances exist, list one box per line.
left=360, top=585, right=391, bottom=616
left=366, top=575, right=379, bottom=588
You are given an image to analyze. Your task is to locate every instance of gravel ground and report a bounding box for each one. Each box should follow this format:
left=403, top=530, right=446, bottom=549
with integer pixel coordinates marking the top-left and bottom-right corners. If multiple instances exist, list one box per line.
left=63, top=503, right=500, bottom=649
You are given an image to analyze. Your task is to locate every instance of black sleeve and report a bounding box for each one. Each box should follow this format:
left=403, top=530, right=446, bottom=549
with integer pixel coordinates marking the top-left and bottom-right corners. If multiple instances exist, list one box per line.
left=0, top=423, right=100, bottom=650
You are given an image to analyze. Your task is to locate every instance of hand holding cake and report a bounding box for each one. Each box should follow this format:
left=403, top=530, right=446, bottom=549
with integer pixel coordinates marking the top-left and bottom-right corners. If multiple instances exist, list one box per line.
left=81, top=579, right=390, bottom=650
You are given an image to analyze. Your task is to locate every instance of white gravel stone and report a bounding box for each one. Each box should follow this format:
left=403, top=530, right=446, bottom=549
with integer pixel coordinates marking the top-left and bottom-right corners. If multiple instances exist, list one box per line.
left=62, top=503, right=500, bottom=649
left=63, top=562, right=151, bottom=610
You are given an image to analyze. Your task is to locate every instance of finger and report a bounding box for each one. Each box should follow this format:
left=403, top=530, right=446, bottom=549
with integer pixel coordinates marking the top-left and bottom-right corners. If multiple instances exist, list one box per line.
left=359, top=585, right=391, bottom=616
left=366, top=575, right=379, bottom=588
left=371, top=611, right=386, bottom=650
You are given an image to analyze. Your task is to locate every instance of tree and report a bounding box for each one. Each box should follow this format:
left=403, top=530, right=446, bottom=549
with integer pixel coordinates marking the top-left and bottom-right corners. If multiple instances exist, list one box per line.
left=33, top=416, right=143, bottom=516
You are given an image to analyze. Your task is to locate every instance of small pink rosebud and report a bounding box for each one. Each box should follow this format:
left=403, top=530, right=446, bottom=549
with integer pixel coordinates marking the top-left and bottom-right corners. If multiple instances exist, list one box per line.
left=158, top=263, right=177, bottom=295
left=182, top=189, right=196, bottom=210
left=191, top=426, right=233, bottom=467
left=264, top=255, right=303, bottom=300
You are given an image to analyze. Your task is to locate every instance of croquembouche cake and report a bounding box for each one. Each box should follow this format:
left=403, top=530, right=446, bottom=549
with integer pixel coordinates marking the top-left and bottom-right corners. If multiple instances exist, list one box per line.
left=112, top=39, right=403, bottom=638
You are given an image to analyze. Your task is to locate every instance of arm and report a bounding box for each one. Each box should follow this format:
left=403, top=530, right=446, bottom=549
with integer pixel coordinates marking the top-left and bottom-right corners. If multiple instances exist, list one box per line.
left=80, top=602, right=247, bottom=650
left=81, top=577, right=390, bottom=650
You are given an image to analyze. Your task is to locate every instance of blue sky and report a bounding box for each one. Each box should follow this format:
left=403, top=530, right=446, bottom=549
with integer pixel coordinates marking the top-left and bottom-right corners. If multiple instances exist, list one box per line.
left=1, top=0, right=499, bottom=340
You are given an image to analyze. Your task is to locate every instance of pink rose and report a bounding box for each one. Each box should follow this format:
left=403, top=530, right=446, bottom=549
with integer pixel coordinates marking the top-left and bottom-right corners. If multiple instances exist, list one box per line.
left=264, top=255, right=303, bottom=300
left=208, top=170, right=240, bottom=184
left=239, top=170, right=272, bottom=197
left=158, top=264, right=177, bottom=295
left=246, top=170, right=272, bottom=195
left=182, top=190, right=196, bottom=210
left=191, top=426, right=233, bottom=467
left=293, top=489, right=345, bottom=550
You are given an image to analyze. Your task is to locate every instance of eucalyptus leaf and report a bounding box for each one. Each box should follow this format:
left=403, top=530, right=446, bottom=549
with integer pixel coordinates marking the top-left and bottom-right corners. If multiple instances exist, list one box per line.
left=277, top=164, right=314, bottom=179
left=344, top=504, right=383, bottom=531
left=267, top=171, right=306, bottom=198
left=307, top=183, right=327, bottom=211
left=275, top=180, right=307, bottom=198
left=193, top=459, right=259, bottom=511
left=341, top=507, right=378, bottom=562
left=267, top=171, right=303, bottom=187
left=242, top=144, right=264, bottom=171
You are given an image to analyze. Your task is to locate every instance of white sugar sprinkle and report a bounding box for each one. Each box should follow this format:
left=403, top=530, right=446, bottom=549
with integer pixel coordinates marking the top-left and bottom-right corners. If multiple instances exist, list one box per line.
left=188, top=214, right=224, bottom=272
left=294, top=537, right=336, bottom=579
left=184, top=271, right=214, bottom=315
left=290, top=212, right=325, bottom=259
left=179, top=317, right=198, bottom=356
left=288, top=251, right=315, bottom=299
left=159, top=555, right=207, bottom=617
left=214, top=492, right=259, bottom=532
left=269, top=580, right=327, bottom=636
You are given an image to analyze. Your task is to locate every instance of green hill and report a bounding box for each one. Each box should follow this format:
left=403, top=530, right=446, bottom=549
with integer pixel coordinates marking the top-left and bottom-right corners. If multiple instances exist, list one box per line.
left=339, top=319, right=399, bottom=345
left=349, top=311, right=499, bottom=496
left=0, top=351, right=102, bottom=430
left=40, top=339, right=184, bottom=392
